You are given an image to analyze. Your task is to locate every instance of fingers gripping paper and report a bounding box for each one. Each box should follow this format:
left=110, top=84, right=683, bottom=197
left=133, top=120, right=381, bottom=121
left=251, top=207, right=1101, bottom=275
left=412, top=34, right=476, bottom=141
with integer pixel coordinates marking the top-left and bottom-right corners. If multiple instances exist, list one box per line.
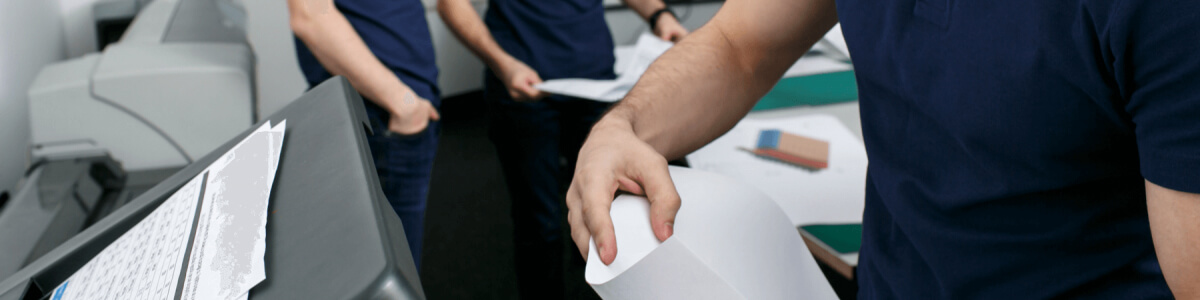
left=586, top=167, right=838, bottom=299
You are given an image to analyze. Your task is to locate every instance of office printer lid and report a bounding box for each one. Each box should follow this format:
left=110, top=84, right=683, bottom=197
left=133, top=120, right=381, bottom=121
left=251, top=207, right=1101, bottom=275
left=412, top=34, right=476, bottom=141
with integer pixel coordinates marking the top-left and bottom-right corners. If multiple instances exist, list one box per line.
left=121, top=0, right=245, bottom=45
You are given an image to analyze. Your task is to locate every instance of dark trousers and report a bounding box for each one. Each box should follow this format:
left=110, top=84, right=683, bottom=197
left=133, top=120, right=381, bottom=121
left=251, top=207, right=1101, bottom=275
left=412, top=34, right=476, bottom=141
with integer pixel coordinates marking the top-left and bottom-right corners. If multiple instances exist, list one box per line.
left=363, top=100, right=440, bottom=269
left=485, top=72, right=610, bottom=299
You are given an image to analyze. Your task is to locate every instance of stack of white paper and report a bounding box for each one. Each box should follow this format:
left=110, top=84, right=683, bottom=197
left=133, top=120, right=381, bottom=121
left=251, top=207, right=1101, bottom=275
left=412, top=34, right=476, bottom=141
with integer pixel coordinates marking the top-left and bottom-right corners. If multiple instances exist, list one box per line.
left=586, top=166, right=837, bottom=300
left=51, top=121, right=286, bottom=300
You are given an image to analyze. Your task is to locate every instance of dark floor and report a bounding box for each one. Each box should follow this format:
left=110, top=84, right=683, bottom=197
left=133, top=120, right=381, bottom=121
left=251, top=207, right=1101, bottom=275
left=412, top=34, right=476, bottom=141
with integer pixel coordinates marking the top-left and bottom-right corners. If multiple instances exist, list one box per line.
left=419, top=91, right=601, bottom=300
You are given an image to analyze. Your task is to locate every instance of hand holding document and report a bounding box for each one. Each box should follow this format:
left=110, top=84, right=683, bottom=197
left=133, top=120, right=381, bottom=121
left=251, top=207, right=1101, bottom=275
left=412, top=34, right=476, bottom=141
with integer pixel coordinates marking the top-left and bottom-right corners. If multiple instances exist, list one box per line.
left=586, top=166, right=837, bottom=300
left=535, top=33, right=673, bottom=102
left=51, top=121, right=286, bottom=300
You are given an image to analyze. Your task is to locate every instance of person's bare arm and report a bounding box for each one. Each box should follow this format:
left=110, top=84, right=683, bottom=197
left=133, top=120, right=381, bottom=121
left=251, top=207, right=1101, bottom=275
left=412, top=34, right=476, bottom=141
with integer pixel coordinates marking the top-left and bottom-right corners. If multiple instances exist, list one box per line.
left=620, top=0, right=688, bottom=41
left=567, top=0, right=839, bottom=264
left=437, top=0, right=545, bottom=101
left=288, top=0, right=438, bottom=134
left=1146, top=180, right=1200, bottom=298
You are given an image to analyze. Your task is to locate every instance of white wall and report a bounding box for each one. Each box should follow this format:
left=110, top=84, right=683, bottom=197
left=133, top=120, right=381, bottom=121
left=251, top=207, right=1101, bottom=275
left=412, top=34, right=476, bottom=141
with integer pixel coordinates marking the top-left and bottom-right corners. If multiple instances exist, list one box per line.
left=0, top=0, right=68, bottom=194
left=59, top=0, right=101, bottom=57
left=426, top=2, right=489, bottom=97
left=242, top=0, right=308, bottom=119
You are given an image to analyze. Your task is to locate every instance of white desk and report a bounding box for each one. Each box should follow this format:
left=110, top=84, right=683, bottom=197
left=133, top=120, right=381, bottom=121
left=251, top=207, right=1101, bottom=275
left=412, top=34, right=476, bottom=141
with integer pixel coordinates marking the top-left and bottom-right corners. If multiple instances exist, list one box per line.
left=746, top=101, right=862, bottom=142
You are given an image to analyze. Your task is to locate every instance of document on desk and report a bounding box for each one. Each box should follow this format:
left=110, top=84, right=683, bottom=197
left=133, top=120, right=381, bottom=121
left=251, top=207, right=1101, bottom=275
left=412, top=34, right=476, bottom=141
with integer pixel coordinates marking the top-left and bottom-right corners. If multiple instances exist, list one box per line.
left=686, top=115, right=867, bottom=226
left=50, top=121, right=286, bottom=300
left=536, top=31, right=853, bottom=102
left=586, top=167, right=837, bottom=299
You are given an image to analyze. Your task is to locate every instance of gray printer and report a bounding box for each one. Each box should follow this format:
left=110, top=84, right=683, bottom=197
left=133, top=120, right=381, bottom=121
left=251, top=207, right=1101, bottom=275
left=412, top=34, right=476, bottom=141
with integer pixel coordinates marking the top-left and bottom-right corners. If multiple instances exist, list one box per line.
left=1, top=0, right=257, bottom=282
left=28, top=0, right=254, bottom=174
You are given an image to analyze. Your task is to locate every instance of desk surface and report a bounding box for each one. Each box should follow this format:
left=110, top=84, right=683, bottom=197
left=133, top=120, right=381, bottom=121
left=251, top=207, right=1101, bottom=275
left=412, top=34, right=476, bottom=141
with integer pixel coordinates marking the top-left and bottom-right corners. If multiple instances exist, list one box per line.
left=746, top=101, right=864, bottom=281
left=747, top=101, right=862, bottom=142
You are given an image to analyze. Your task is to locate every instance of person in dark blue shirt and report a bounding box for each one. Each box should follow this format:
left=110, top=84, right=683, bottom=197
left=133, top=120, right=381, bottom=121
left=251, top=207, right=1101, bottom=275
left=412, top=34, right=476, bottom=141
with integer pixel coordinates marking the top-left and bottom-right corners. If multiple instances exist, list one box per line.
left=438, top=0, right=687, bottom=297
left=567, top=0, right=1200, bottom=298
left=288, top=0, right=441, bottom=268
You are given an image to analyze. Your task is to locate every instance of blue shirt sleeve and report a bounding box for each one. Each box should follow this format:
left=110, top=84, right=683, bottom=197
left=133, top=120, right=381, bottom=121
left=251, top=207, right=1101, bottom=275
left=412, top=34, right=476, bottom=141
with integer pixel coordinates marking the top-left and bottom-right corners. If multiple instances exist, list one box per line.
left=1110, top=0, right=1200, bottom=193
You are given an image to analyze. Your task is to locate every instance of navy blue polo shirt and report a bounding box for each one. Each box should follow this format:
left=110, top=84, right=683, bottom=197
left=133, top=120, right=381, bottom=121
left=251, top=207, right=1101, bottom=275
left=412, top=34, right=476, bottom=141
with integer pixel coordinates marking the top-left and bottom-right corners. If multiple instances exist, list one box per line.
left=484, top=0, right=616, bottom=80
left=838, top=0, right=1200, bottom=298
left=294, top=0, right=440, bottom=102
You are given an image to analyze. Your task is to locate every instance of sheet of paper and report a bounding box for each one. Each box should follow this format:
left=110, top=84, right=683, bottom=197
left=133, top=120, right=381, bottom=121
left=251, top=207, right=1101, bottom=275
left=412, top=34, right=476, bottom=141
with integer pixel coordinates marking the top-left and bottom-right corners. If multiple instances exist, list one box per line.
left=823, top=23, right=851, bottom=60
left=782, top=55, right=853, bottom=78
left=613, top=46, right=636, bottom=76
left=615, top=33, right=674, bottom=84
left=586, top=167, right=837, bottom=299
left=538, top=32, right=852, bottom=102
left=51, top=121, right=286, bottom=300
left=686, top=115, right=867, bottom=226
left=180, top=121, right=285, bottom=300
left=537, top=33, right=671, bottom=102
left=49, top=171, right=206, bottom=300
left=686, top=114, right=864, bottom=225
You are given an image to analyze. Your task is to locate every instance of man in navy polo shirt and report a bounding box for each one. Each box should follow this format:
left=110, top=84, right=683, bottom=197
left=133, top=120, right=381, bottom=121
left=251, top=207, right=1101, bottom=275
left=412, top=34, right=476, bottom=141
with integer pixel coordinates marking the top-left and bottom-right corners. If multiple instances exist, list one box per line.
left=288, top=0, right=441, bottom=267
left=567, top=0, right=1200, bottom=298
left=438, top=0, right=687, bottom=297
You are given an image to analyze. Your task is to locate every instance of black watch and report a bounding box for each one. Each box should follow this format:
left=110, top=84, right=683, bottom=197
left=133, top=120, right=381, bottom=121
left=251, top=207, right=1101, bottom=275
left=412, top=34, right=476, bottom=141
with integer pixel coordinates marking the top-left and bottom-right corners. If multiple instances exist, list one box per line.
left=648, top=7, right=676, bottom=32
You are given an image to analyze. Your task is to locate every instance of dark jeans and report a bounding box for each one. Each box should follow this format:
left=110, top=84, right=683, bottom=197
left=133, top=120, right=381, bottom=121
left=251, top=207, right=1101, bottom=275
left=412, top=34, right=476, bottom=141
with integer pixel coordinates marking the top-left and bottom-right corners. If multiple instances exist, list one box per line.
left=485, top=72, right=610, bottom=299
left=363, top=99, right=440, bottom=269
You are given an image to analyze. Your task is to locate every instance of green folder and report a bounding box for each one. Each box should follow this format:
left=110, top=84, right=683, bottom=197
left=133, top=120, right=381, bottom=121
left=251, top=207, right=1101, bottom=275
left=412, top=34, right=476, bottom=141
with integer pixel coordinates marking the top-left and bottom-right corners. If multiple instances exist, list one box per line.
left=800, top=223, right=863, bottom=254
left=751, top=71, right=859, bottom=112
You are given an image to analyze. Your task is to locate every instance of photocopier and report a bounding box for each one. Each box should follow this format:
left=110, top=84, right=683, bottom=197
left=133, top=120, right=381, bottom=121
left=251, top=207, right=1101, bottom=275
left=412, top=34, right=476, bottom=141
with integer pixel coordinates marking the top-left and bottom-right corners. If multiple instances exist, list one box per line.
left=0, top=0, right=254, bottom=282
left=0, top=77, right=426, bottom=299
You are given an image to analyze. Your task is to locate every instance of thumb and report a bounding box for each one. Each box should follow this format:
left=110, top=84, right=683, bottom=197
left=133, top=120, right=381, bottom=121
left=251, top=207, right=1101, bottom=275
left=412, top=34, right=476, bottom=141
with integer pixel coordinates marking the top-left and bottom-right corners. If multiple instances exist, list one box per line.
left=521, top=81, right=544, bottom=100
left=428, top=103, right=441, bottom=121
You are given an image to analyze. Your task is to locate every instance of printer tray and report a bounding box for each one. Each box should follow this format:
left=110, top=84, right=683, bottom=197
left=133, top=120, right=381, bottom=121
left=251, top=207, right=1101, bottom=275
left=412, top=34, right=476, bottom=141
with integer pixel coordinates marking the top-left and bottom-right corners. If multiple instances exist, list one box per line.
left=0, top=77, right=424, bottom=300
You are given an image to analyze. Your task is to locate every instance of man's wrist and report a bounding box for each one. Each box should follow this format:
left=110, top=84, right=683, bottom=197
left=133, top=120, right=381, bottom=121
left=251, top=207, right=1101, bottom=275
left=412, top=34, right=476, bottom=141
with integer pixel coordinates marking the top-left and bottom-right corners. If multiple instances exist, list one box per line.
left=597, top=106, right=637, bottom=134
left=485, top=53, right=519, bottom=73
left=385, top=88, right=416, bottom=114
left=648, top=7, right=676, bottom=32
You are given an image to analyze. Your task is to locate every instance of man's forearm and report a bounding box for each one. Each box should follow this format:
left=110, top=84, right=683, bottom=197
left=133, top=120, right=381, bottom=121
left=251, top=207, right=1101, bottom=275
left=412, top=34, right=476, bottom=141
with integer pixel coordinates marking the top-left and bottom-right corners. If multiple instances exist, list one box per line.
left=438, top=0, right=516, bottom=70
left=288, top=0, right=411, bottom=110
left=1147, top=180, right=1200, bottom=298
left=604, top=0, right=839, bottom=159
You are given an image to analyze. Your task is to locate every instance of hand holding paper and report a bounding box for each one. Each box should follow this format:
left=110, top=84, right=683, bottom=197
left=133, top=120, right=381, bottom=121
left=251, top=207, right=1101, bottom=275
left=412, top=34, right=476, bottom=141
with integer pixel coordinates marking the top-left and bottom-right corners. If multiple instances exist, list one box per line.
left=566, top=118, right=680, bottom=265
left=495, top=58, right=547, bottom=101
left=585, top=167, right=837, bottom=299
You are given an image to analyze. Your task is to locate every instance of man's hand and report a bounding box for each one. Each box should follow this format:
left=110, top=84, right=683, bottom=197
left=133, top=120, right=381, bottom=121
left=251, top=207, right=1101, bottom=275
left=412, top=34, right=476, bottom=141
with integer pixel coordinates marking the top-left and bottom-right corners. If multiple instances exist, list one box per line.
left=567, top=118, right=681, bottom=265
left=653, top=13, right=689, bottom=42
left=439, top=0, right=547, bottom=101
left=494, top=58, right=547, bottom=102
left=386, top=90, right=441, bottom=135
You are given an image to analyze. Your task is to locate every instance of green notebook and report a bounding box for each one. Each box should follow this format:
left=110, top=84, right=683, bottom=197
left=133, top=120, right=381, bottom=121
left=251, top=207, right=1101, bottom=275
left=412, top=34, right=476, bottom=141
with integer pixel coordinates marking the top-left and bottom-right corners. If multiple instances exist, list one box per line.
left=800, top=223, right=863, bottom=254
left=751, top=71, right=859, bottom=112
